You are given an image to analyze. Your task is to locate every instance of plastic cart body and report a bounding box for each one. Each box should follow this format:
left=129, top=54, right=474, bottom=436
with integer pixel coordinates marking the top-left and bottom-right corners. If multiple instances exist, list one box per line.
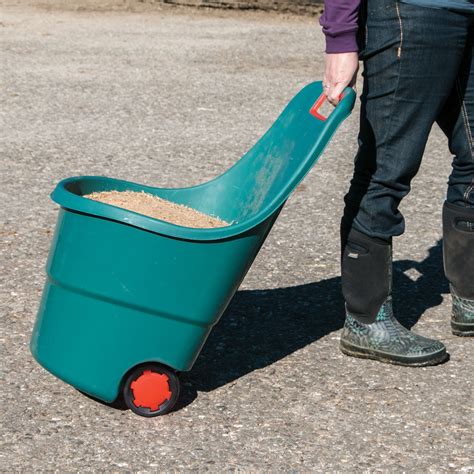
left=31, top=82, right=356, bottom=416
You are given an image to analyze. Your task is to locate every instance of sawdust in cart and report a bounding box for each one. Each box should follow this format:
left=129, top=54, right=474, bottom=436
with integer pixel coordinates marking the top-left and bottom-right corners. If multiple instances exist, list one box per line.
left=85, top=190, right=229, bottom=229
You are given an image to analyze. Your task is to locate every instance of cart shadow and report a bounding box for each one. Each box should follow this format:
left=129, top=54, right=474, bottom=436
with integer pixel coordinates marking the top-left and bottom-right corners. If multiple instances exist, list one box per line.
left=177, top=240, right=448, bottom=408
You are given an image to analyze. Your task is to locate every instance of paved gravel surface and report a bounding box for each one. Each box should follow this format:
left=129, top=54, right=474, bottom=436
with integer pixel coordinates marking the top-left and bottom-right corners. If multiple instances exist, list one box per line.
left=1, top=5, right=473, bottom=471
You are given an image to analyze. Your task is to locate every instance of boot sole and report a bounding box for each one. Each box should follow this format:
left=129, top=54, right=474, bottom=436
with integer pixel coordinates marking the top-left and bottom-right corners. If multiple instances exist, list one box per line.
left=451, top=321, right=474, bottom=337
left=340, top=340, right=449, bottom=367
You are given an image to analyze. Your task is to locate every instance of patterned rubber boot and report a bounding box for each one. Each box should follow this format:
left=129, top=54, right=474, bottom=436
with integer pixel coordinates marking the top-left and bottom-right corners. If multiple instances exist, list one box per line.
left=451, top=287, right=474, bottom=336
left=443, top=202, right=474, bottom=337
left=340, top=227, right=448, bottom=366
left=340, top=297, right=448, bottom=366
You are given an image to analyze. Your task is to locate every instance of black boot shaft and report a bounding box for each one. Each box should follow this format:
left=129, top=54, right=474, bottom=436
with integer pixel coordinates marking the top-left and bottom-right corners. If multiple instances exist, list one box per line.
left=341, top=228, right=392, bottom=324
left=442, top=202, right=474, bottom=300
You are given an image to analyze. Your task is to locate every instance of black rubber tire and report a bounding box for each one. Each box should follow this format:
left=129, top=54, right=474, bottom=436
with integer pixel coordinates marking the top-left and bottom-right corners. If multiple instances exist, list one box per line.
left=122, top=363, right=180, bottom=417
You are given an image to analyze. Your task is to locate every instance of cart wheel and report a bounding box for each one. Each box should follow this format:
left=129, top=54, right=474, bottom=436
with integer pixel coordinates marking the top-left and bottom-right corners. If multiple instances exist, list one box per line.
left=123, top=364, right=180, bottom=417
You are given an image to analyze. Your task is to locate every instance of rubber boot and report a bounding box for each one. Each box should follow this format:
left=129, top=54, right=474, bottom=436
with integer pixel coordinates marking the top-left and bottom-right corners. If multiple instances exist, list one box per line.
left=443, top=202, right=474, bottom=336
left=340, top=227, right=448, bottom=366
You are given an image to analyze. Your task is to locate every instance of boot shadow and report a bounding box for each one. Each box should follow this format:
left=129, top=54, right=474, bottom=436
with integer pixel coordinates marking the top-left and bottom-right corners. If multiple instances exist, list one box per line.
left=392, top=239, right=449, bottom=328
left=180, top=240, right=448, bottom=399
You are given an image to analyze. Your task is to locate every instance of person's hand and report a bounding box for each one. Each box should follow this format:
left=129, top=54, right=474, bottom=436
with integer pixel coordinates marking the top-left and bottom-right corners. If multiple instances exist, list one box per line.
left=323, top=52, right=359, bottom=106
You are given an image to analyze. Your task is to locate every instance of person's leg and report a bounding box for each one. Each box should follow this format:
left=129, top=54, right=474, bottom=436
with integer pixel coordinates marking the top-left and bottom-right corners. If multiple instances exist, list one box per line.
left=437, top=19, right=474, bottom=336
left=344, top=1, right=470, bottom=240
left=340, top=1, right=472, bottom=365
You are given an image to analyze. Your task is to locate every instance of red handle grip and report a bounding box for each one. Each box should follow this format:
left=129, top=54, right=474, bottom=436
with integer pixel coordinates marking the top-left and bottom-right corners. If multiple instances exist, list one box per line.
left=309, top=92, right=344, bottom=121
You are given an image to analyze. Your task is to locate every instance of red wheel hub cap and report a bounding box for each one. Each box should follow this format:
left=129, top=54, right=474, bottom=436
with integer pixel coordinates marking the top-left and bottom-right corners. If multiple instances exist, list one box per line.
left=130, top=370, right=172, bottom=411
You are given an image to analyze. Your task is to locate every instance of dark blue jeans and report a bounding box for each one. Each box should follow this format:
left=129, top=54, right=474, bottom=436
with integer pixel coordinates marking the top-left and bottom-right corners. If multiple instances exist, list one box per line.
left=343, top=0, right=474, bottom=241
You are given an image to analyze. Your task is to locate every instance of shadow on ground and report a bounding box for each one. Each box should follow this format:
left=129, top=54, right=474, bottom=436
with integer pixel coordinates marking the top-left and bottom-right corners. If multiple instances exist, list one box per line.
left=177, top=240, right=449, bottom=408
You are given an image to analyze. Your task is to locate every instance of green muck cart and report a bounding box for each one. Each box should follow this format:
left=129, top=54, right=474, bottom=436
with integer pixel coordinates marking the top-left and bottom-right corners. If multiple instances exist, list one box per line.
left=31, top=82, right=355, bottom=416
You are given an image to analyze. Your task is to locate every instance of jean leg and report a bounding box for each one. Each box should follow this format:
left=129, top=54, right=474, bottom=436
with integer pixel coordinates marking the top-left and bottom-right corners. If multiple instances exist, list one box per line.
left=343, top=1, right=471, bottom=242
left=437, top=20, right=474, bottom=210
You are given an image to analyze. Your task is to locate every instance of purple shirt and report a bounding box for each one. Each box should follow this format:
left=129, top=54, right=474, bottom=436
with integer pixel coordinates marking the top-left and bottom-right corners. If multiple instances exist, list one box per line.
left=321, top=0, right=474, bottom=53
left=319, top=0, right=361, bottom=54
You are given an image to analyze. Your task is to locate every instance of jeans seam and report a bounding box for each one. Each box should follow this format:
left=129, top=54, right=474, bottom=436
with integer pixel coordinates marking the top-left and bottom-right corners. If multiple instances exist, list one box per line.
left=464, top=181, right=474, bottom=207
left=454, top=77, right=474, bottom=207
left=455, top=78, right=474, bottom=158
left=395, top=1, right=403, bottom=59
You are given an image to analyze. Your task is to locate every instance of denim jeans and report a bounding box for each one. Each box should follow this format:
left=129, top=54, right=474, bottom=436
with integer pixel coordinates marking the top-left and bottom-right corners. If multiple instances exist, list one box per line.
left=343, top=0, right=474, bottom=241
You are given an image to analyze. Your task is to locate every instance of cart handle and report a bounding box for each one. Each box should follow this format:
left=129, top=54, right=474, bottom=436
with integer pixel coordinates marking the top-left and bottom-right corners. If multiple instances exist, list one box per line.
left=309, top=92, right=344, bottom=121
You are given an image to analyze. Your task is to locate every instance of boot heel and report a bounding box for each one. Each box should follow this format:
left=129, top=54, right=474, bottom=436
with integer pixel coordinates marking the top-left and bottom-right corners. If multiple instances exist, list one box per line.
left=451, top=320, right=474, bottom=337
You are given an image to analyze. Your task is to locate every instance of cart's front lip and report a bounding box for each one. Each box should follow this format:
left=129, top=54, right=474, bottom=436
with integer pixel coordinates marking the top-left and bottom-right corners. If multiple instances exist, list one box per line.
left=51, top=176, right=279, bottom=242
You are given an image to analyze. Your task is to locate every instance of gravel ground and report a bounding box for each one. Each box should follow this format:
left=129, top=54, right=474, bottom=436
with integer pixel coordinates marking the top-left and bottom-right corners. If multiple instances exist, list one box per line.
left=1, top=4, right=473, bottom=471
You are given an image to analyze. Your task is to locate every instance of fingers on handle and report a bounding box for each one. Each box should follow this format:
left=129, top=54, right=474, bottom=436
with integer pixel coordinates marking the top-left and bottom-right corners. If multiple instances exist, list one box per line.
left=322, top=76, right=330, bottom=97
left=327, top=82, right=346, bottom=106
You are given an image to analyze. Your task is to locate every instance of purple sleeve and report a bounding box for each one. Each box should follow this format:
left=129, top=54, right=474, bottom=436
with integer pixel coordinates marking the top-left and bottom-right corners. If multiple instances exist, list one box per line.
left=319, top=0, right=361, bottom=54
